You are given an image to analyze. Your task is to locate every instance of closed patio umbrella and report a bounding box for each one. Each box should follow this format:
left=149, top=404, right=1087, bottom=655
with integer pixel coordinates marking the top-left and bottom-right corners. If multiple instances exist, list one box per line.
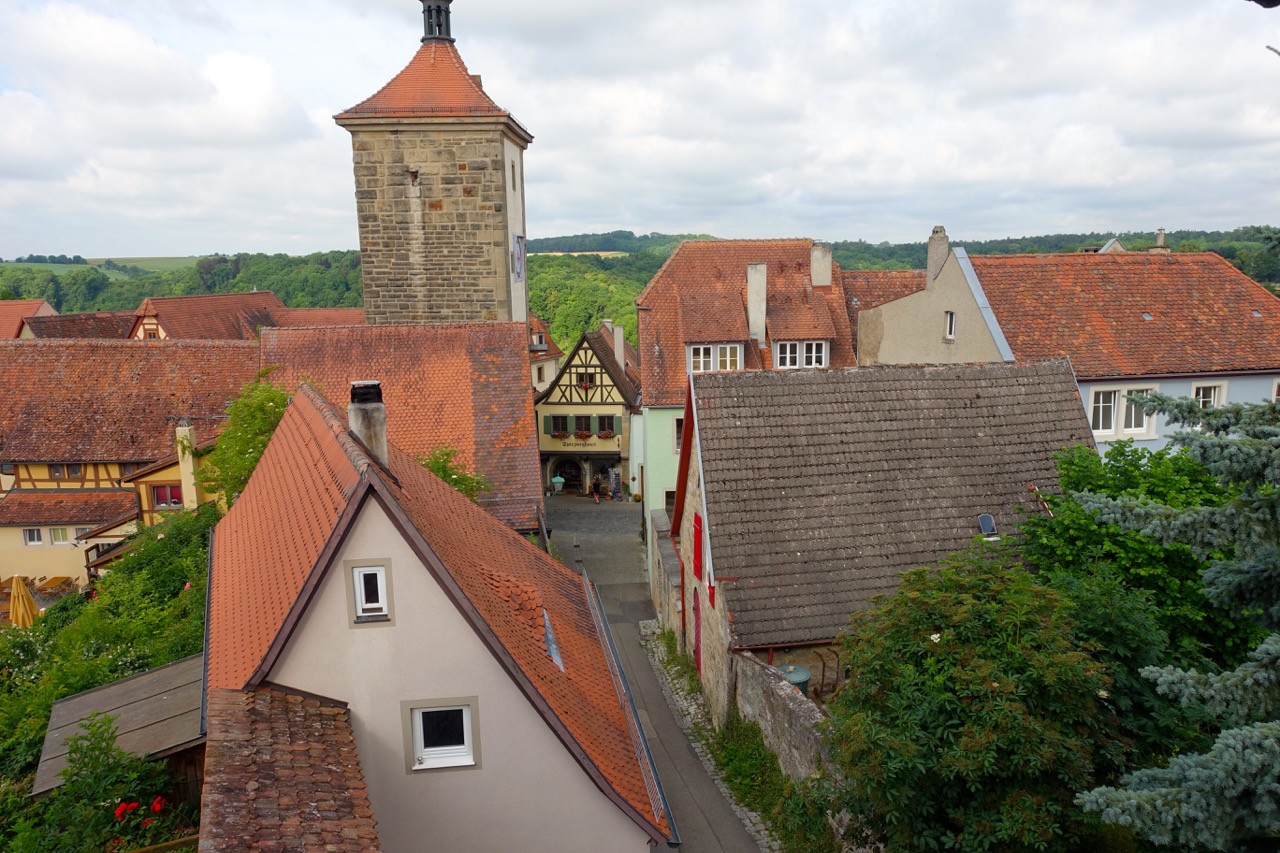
left=10, top=576, right=38, bottom=629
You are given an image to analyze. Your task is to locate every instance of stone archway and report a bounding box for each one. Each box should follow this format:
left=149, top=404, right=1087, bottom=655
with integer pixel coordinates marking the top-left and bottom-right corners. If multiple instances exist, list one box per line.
left=551, top=457, right=586, bottom=494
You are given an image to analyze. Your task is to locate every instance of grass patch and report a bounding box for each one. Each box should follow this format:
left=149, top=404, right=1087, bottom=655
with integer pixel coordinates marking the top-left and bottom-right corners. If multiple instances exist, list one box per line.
left=84, top=257, right=198, bottom=272
left=659, top=629, right=701, bottom=696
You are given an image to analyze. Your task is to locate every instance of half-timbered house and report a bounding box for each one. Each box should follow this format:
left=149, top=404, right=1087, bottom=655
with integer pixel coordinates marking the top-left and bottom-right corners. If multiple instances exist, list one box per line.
left=535, top=321, right=640, bottom=496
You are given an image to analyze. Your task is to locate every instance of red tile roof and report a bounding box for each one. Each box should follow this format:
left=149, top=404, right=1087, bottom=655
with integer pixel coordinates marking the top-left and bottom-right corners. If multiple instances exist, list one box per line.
left=636, top=240, right=857, bottom=406
left=260, top=323, right=543, bottom=531
left=132, top=292, right=285, bottom=340
left=0, top=299, right=55, bottom=338
left=581, top=325, right=641, bottom=406
left=0, top=340, right=259, bottom=463
left=335, top=41, right=512, bottom=121
left=529, top=315, right=564, bottom=360
left=208, top=386, right=673, bottom=844
left=971, top=252, right=1280, bottom=378
left=0, top=489, right=138, bottom=526
left=271, top=307, right=366, bottom=327
left=842, top=268, right=927, bottom=310
left=200, top=688, right=382, bottom=853
left=21, top=311, right=135, bottom=339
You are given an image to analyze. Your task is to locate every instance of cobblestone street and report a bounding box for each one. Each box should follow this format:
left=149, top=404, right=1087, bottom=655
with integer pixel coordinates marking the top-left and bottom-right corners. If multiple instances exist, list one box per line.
left=546, top=494, right=776, bottom=853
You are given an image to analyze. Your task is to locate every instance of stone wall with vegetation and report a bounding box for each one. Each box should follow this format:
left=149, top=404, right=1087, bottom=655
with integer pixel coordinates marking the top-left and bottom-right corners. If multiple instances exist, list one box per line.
left=734, top=651, right=827, bottom=781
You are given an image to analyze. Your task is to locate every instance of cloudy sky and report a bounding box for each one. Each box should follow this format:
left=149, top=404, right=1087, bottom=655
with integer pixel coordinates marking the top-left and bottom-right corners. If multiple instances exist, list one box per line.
left=1, top=0, right=1278, bottom=257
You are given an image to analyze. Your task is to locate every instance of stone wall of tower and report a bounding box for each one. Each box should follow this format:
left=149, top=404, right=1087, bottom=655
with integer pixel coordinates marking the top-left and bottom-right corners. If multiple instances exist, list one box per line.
left=351, top=126, right=514, bottom=325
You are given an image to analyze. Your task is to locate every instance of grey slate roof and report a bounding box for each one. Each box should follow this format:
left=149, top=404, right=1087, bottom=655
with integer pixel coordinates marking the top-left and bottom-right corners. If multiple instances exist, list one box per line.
left=691, top=360, right=1093, bottom=648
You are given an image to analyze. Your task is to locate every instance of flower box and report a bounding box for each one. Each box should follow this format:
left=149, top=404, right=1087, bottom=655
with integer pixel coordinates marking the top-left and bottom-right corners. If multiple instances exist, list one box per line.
left=550, top=431, right=570, bottom=439
left=597, top=430, right=614, bottom=439
left=573, top=431, right=593, bottom=440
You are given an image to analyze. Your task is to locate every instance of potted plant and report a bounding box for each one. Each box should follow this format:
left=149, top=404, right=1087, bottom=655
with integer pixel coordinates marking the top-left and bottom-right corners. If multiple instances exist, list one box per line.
left=597, top=429, right=614, bottom=439
left=574, top=430, right=593, bottom=440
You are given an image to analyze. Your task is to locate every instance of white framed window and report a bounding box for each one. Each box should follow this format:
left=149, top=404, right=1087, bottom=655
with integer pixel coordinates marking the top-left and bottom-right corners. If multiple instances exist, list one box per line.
left=352, top=565, right=388, bottom=621
left=689, top=344, right=742, bottom=373
left=1193, top=383, right=1224, bottom=410
left=803, top=341, right=826, bottom=367
left=49, top=527, right=69, bottom=545
left=74, top=527, right=92, bottom=540
left=944, top=311, right=957, bottom=341
left=1091, top=385, right=1158, bottom=440
left=405, top=700, right=478, bottom=770
left=775, top=342, right=798, bottom=368
left=23, top=528, right=42, bottom=546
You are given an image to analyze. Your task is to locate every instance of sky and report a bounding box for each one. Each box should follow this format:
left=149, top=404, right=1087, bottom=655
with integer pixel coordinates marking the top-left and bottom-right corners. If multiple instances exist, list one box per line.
left=1, top=0, right=1278, bottom=258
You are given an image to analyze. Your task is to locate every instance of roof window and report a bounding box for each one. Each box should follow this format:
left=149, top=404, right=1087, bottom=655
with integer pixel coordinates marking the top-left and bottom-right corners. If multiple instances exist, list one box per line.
left=1141, top=312, right=1153, bottom=321
left=978, top=514, right=1000, bottom=542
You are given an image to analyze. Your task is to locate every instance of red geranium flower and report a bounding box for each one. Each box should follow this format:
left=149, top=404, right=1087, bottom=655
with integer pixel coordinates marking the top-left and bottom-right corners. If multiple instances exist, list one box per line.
left=114, top=801, right=140, bottom=820
left=150, top=795, right=166, bottom=813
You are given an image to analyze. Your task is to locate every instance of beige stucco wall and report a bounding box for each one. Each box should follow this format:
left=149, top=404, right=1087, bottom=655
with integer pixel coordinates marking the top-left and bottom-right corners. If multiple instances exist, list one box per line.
left=858, top=253, right=1004, bottom=365
left=267, top=500, right=651, bottom=853
left=675, top=429, right=735, bottom=726
left=0, top=526, right=90, bottom=583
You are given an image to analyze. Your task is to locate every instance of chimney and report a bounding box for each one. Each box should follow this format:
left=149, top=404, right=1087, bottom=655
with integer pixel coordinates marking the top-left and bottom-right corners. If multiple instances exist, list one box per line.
left=602, top=318, right=613, bottom=331
left=927, top=226, right=949, bottom=281
left=614, top=324, right=625, bottom=367
left=349, top=381, right=389, bottom=467
left=810, top=244, right=832, bottom=288
left=175, top=422, right=198, bottom=510
left=747, top=263, right=767, bottom=344
left=1149, top=227, right=1171, bottom=255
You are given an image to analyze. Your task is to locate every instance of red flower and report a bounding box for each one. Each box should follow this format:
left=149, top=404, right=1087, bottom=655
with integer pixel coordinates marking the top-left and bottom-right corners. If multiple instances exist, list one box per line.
left=142, top=818, right=155, bottom=828
left=150, top=795, right=166, bottom=813
left=114, top=801, right=139, bottom=820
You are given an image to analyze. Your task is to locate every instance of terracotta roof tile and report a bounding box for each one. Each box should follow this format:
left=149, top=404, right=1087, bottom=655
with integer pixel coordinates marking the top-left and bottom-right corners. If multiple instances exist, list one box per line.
left=335, top=41, right=510, bottom=121
left=133, top=292, right=286, bottom=340
left=971, top=252, right=1280, bottom=378
left=200, top=687, right=382, bottom=853
left=208, top=387, right=673, bottom=843
left=842, top=268, right=927, bottom=310
left=0, top=299, right=55, bottom=338
left=22, top=312, right=136, bottom=339
left=529, top=315, right=564, bottom=360
left=637, top=240, right=857, bottom=406
left=689, top=361, right=1093, bottom=648
left=0, top=489, right=137, bottom=526
left=583, top=325, right=641, bottom=406
left=0, top=340, right=259, bottom=463
left=260, top=324, right=543, bottom=531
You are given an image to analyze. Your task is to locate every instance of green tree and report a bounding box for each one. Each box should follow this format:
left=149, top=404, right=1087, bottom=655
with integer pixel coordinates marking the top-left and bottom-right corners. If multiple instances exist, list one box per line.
left=417, top=445, right=490, bottom=502
left=824, top=546, right=1121, bottom=852
left=1020, top=442, right=1259, bottom=667
left=196, top=373, right=290, bottom=504
left=1076, top=394, right=1280, bottom=850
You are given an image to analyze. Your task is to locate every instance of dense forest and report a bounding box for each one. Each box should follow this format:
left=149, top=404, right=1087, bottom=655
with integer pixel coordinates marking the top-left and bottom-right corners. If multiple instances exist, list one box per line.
left=2, top=226, right=1277, bottom=352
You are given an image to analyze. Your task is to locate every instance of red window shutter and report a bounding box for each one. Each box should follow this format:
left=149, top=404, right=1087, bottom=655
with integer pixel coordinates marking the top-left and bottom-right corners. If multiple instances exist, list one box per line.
left=692, top=513, right=703, bottom=580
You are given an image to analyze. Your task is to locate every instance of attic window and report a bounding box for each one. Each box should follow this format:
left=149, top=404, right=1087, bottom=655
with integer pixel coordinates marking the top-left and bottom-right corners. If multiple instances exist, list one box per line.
left=353, top=565, right=388, bottom=621
left=1253, top=310, right=1263, bottom=318
left=543, top=609, right=564, bottom=671
left=978, top=514, right=999, bottom=542
left=1141, top=312, right=1153, bottom=321
left=408, top=702, right=477, bottom=770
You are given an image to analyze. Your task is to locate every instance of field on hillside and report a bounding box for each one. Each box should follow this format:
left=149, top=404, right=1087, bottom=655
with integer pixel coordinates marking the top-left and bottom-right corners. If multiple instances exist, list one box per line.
left=85, top=256, right=198, bottom=272
left=0, top=261, right=127, bottom=279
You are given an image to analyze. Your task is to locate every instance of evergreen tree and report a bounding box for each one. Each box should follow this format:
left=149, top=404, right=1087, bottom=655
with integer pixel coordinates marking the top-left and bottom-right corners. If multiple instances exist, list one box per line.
left=1076, top=394, right=1279, bottom=850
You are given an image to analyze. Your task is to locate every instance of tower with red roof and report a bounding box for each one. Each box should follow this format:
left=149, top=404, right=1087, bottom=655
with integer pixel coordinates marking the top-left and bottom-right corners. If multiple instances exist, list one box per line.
left=335, top=1, right=533, bottom=326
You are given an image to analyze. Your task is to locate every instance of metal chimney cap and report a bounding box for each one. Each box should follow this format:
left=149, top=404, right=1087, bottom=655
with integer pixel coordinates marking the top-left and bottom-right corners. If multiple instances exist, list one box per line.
left=350, top=381, right=383, bottom=405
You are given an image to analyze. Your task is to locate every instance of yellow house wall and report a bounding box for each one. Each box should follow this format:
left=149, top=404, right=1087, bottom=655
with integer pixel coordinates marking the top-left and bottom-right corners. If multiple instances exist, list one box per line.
left=9, top=462, right=127, bottom=490
left=858, top=252, right=1003, bottom=365
left=0, top=526, right=93, bottom=583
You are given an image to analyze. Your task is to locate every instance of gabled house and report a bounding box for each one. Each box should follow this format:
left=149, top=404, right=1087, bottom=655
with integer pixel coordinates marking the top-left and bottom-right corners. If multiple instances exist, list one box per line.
left=260, top=323, right=545, bottom=533
left=529, top=315, right=564, bottom=393
left=128, top=292, right=364, bottom=341
left=635, top=239, right=857, bottom=523
left=20, top=311, right=136, bottom=339
left=535, top=320, right=640, bottom=495
left=856, top=227, right=1280, bottom=450
left=666, top=361, right=1093, bottom=723
left=0, top=299, right=56, bottom=338
left=203, top=382, right=677, bottom=851
left=0, top=340, right=258, bottom=582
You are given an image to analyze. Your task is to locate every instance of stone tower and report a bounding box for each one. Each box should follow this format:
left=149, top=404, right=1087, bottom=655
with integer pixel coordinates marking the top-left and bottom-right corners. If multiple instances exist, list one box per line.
left=335, top=1, right=533, bottom=325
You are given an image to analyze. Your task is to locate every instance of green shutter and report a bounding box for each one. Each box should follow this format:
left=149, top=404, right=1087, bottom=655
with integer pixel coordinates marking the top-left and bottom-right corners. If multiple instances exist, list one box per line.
left=590, top=416, right=598, bottom=433
left=543, top=415, right=552, bottom=435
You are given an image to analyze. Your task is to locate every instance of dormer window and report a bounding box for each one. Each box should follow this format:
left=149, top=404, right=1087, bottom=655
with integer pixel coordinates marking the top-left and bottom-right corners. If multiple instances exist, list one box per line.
left=774, top=341, right=827, bottom=369
left=689, top=344, right=741, bottom=373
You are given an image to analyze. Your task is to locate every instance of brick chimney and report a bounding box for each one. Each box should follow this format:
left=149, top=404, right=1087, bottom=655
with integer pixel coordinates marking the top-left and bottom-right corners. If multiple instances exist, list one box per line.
left=349, top=381, right=389, bottom=467
left=747, top=263, right=767, bottom=344
left=175, top=422, right=198, bottom=510
left=614, top=323, right=625, bottom=366
left=1149, top=227, right=1171, bottom=255
left=927, top=226, right=949, bottom=281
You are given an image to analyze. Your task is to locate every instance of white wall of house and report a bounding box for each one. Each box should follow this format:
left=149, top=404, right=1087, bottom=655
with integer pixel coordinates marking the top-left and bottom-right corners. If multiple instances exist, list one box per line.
left=267, top=500, right=652, bottom=853
left=1082, top=373, right=1280, bottom=452
left=640, top=406, right=683, bottom=538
